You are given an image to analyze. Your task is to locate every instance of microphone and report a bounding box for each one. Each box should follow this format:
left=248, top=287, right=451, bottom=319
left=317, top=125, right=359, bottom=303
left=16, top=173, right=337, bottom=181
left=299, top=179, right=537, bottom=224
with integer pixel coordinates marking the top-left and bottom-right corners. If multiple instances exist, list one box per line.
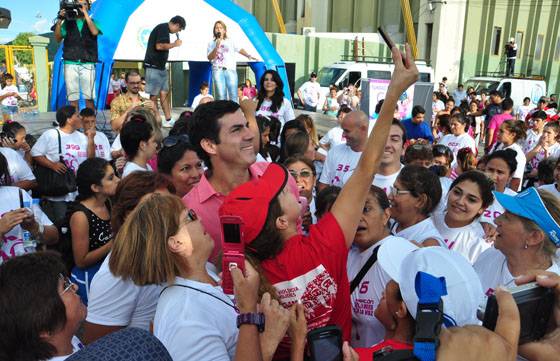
left=216, top=31, right=221, bottom=39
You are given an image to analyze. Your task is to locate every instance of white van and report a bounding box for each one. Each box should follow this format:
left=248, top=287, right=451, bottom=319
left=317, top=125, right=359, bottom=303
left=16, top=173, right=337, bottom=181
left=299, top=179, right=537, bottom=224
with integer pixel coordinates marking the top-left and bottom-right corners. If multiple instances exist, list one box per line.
left=311, top=60, right=434, bottom=108
left=464, top=76, right=546, bottom=108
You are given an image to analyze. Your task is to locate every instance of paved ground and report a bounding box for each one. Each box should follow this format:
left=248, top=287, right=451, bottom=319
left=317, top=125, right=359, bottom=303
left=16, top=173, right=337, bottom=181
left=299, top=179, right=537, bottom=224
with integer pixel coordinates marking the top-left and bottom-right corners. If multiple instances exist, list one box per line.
left=13, top=108, right=337, bottom=143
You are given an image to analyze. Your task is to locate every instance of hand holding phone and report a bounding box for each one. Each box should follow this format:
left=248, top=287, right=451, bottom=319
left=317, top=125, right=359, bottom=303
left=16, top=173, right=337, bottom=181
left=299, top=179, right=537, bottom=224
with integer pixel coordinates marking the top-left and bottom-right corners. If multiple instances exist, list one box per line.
left=221, top=216, right=245, bottom=295
left=307, top=325, right=342, bottom=361
left=378, top=26, right=405, bottom=63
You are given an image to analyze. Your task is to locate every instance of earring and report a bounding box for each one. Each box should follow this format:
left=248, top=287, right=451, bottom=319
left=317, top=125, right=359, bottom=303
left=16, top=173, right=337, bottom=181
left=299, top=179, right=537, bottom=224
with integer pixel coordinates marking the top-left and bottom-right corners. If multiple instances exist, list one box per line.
left=524, top=243, right=528, bottom=249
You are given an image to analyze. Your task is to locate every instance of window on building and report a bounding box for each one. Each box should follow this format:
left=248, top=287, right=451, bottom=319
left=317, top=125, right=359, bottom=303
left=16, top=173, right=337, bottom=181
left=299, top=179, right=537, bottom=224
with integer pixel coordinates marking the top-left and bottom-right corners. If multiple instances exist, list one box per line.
left=535, top=34, right=544, bottom=60
left=554, top=37, right=560, bottom=61
left=492, top=27, right=502, bottom=55
left=515, top=31, right=523, bottom=54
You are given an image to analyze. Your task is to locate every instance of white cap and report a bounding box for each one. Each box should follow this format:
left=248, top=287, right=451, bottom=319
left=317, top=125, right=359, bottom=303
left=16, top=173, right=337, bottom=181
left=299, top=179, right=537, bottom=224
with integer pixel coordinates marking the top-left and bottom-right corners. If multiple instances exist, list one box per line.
left=378, top=239, right=483, bottom=326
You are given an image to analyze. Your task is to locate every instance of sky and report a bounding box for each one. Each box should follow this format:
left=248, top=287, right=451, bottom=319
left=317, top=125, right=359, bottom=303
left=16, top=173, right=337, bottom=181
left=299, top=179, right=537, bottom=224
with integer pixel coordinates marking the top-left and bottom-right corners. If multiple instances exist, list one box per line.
left=0, top=1, right=59, bottom=44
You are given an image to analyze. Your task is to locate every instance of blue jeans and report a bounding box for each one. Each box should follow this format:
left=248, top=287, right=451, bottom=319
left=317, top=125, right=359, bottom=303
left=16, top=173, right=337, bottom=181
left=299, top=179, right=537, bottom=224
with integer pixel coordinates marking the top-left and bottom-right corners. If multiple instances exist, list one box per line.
left=212, top=68, right=238, bottom=102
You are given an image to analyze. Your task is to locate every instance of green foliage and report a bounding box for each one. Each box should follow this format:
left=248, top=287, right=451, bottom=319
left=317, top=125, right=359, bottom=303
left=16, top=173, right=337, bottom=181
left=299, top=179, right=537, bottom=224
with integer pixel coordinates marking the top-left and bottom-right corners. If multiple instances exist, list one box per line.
left=1, top=32, right=36, bottom=66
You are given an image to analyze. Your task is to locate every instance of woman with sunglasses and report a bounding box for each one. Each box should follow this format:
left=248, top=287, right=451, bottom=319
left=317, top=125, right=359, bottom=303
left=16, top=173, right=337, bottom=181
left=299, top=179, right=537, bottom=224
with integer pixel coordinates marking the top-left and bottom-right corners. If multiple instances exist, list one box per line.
left=388, top=165, right=445, bottom=247
left=285, top=155, right=317, bottom=228
left=431, top=171, right=494, bottom=263
left=158, top=135, right=204, bottom=198
left=0, top=252, right=86, bottom=360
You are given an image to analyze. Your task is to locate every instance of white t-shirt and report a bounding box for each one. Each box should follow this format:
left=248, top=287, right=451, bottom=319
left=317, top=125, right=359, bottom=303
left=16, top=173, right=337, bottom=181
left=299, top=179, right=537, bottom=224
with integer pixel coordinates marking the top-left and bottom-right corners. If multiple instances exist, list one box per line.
left=191, top=93, right=214, bottom=109
left=0, top=186, right=53, bottom=264
left=517, top=105, right=533, bottom=121
left=319, top=126, right=346, bottom=149
left=480, top=188, right=517, bottom=227
left=371, top=168, right=402, bottom=195
left=0, top=147, right=35, bottom=183
left=86, top=256, right=163, bottom=330
left=298, top=81, right=321, bottom=107
left=474, top=247, right=560, bottom=296
left=319, top=144, right=360, bottom=187
left=31, top=128, right=89, bottom=201
left=431, top=211, right=490, bottom=264
left=122, top=162, right=153, bottom=178
left=523, top=129, right=542, bottom=154
left=111, top=134, right=122, bottom=152
left=528, top=142, right=560, bottom=170
left=390, top=218, right=446, bottom=247
left=435, top=176, right=454, bottom=214
left=154, top=277, right=238, bottom=361
left=539, top=183, right=560, bottom=198
left=348, top=236, right=404, bottom=347
left=88, top=132, right=112, bottom=161
left=496, top=142, right=526, bottom=191
left=432, top=100, right=444, bottom=122
left=0, top=85, right=18, bottom=106
left=439, top=133, right=477, bottom=167
left=47, top=336, right=84, bottom=361
left=256, top=98, right=295, bottom=128
left=207, top=38, right=240, bottom=71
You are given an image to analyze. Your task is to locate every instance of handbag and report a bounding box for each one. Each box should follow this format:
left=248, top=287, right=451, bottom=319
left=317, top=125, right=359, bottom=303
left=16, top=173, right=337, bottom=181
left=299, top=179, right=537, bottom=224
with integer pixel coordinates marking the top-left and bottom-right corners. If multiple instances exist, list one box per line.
left=34, top=129, right=77, bottom=197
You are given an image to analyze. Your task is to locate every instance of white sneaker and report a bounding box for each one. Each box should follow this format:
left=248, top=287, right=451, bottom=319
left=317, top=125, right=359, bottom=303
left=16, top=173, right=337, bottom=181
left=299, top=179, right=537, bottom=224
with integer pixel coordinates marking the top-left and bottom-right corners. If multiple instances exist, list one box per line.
left=162, top=119, right=175, bottom=128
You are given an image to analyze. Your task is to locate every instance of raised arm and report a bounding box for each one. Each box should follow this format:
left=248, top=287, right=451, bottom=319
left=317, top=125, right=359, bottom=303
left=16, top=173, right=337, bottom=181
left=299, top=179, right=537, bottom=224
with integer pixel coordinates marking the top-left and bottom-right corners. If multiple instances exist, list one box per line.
left=331, top=44, right=418, bottom=246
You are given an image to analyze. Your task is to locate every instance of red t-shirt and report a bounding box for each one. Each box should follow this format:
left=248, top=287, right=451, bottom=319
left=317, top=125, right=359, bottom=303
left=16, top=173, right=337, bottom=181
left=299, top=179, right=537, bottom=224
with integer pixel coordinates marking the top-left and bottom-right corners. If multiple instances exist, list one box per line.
left=355, top=339, right=414, bottom=360
left=261, top=212, right=351, bottom=359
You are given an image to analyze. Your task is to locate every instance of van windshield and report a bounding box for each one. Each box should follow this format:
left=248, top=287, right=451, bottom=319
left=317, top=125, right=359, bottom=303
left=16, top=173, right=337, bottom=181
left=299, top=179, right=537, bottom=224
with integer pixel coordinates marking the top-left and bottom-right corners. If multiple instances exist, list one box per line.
left=464, top=80, right=500, bottom=93
left=317, top=67, right=346, bottom=87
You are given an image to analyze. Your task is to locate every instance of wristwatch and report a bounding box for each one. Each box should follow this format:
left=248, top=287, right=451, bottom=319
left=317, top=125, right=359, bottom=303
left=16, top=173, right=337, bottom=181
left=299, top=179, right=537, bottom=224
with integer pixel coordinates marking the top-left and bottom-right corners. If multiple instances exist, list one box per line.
left=236, top=312, right=265, bottom=333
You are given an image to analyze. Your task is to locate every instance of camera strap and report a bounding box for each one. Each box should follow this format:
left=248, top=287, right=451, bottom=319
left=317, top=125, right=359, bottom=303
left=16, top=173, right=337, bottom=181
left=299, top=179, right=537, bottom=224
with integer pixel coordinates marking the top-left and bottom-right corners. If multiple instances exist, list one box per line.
left=412, top=272, right=447, bottom=361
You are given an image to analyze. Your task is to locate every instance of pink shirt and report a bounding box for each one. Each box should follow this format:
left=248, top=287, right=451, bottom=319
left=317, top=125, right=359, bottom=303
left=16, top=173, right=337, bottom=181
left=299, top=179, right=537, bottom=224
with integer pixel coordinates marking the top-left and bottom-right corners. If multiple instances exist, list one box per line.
left=488, top=113, right=513, bottom=147
left=183, top=162, right=300, bottom=262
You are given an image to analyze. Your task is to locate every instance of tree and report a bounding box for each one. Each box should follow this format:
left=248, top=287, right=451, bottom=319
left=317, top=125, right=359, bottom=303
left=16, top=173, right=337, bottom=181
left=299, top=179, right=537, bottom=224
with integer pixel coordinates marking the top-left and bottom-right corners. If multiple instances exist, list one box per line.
left=0, top=32, right=35, bottom=65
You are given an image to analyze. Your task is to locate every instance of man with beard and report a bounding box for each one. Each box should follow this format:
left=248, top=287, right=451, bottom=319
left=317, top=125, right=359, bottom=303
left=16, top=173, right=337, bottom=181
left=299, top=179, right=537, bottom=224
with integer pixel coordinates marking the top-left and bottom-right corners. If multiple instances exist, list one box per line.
left=109, top=70, right=155, bottom=132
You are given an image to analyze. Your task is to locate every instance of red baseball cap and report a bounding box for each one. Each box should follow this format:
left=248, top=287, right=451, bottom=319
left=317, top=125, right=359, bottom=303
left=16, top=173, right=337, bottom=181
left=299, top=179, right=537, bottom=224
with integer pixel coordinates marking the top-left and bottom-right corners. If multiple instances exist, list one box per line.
left=219, top=163, right=288, bottom=244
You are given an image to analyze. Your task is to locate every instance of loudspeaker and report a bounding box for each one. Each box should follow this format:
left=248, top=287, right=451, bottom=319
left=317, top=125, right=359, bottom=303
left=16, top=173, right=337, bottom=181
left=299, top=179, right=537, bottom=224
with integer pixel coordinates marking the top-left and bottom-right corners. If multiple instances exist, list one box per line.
left=0, top=8, right=11, bottom=29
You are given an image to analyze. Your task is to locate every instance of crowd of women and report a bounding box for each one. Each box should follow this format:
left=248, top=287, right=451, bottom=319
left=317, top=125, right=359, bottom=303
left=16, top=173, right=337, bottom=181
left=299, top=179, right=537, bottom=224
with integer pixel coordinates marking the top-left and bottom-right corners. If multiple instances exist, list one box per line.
left=1, top=41, right=560, bottom=361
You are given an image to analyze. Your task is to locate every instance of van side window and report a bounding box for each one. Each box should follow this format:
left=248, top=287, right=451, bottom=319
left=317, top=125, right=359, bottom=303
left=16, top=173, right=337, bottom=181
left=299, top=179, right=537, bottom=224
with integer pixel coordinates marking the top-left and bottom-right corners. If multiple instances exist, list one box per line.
left=348, top=71, right=362, bottom=86
left=500, top=82, right=512, bottom=98
left=367, top=70, right=392, bottom=80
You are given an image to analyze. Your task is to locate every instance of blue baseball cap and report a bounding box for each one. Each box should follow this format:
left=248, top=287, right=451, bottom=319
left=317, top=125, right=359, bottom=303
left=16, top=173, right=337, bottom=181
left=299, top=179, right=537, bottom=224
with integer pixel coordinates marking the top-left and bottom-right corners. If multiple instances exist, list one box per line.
left=493, top=187, right=560, bottom=247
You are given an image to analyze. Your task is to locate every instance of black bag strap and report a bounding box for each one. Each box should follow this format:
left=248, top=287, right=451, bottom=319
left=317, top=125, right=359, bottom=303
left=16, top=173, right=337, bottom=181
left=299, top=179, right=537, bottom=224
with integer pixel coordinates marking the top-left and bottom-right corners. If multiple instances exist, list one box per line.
left=350, top=245, right=380, bottom=293
left=56, top=129, right=63, bottom=160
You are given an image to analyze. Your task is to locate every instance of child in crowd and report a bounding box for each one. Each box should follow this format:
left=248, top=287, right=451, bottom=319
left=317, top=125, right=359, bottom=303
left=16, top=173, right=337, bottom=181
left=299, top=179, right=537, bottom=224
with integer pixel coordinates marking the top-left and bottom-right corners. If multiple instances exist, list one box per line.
left=190, top=82, right=214, bottom=110
left=120, top=118, right=158, bottom=177
left=0, top=74, right=22, bottom=123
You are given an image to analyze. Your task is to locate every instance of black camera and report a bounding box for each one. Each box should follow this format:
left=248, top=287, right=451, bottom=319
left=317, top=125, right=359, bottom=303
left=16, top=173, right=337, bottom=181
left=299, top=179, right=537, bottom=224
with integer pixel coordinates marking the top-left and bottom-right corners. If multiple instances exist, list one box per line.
left=60, top=0, right=84, bottom=20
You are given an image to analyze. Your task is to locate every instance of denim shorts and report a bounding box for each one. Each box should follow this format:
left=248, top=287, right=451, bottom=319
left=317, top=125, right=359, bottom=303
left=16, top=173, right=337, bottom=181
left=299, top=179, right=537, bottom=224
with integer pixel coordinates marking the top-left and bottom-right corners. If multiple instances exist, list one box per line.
left=145, top=67, right=169, bottom=95
left=1, top=105, right=18, bottom=115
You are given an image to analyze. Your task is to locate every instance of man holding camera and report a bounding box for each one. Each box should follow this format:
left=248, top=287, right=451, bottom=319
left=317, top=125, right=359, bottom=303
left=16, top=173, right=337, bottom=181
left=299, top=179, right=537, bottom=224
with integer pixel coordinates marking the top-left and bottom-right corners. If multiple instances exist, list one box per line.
left=505, top=37, right=517, bottom=77
left=144, top=16, right=185, bottom=128
left=54, top=0, right=100, bottom=110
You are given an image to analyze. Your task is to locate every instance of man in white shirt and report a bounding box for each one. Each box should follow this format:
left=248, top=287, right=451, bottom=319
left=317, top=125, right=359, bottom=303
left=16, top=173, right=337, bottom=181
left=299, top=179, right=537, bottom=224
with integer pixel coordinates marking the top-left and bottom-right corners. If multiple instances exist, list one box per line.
left=373, top=120, right=406, bottom=193
left=319, top=105, right=352, bottom=152
left=452, top=84, right=467, bottom=104
left=297, top=72, right=321, bottom=112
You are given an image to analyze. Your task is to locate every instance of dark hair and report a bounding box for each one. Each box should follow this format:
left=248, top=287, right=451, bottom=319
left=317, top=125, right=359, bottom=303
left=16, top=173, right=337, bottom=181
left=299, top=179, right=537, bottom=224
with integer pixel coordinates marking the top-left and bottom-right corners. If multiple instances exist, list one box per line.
left=456, top=147, right=477, bottom=173
left=76, top=158, right=112, bottom=201
left=111, top=171, right=176, bottom=234
left=0, top=252, right=67, bottom=361
left=56, top=105, right=76, bottom=127
left=200, top=81, right=209, bottom=90
left=538, top=158, right=556, bottom=185
left=544, top=121, right=560, bottom=134
left=501, top=119, right=526, bottom=142
left=397, top=165, right=442, bottom=215
left=450, top=113, right=470, bottom=132
left=3, top=73, right=13, bottom=80
left=446, top=98, right=455, bottom=105
left=256, top=115, right=272, bottom=158
left=374, top=100, right=385, bottom=114
left=532, top=110, right=548, bottom=121
left=79, top=107, right=96, bottom=118
left=489, top=90, right=502, bottom=98
left=125, top=70, right=141, bottom=82
left=281, top=131, right=310, bottom=162
left=501, top=98, right=514, bottom=111
left=170, top=15, right=186, bottom=29
left=284, top=154, right=317, bottom=176
left=187, top=100, right=240, bottom=170
left=169, top=111, right=193, bottom=136
left=437, top=114, right=452, bottom=134
left=0, top=152, right=10, bottom=186
left=368, top=185, right=390, bottom=210
left=432, top=144, right=454, bottom=165
left=2, top=121, right=25, bottom=139
left=412, top=105, right=426, bottom=117
left=523, top=97, right=531, bottom=103
left=449, top=170, right=494, bottom=209
left=404, top=144, right=433, bottom=165
left=257, top=70, right=285, bottom=113
left=121, top=119, right=153, bottom=160
left=458, top=84, right=464, bottom=88
left=157, top=139, right=198, bottom=175
left=392, top=118, right=407, bottom=144
left=315, top=186, right=341, bottom=220
left=486, top=149, right=517, bottom=176
left=278, top=119, right=307, bottom=161
left=338, top=104, right=352, bottom=117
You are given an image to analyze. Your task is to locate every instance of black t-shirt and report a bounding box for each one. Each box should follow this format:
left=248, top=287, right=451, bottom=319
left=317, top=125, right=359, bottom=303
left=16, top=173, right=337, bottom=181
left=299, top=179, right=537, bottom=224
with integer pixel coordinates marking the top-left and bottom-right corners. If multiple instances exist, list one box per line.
left=144, top=23, right=171, bottom=70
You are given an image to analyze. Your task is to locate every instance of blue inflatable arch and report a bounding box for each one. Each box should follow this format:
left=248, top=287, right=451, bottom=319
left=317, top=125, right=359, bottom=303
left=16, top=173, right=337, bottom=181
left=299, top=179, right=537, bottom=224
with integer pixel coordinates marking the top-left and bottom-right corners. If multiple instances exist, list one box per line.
left=50, top=0, right=291, bottom=111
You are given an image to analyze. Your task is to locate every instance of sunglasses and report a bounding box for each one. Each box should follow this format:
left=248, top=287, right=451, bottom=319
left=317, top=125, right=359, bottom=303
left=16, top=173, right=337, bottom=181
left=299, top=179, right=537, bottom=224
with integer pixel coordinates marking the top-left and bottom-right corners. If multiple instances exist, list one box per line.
left=59, top=273, right=75, bottom=295
left=163, top=134, right=190, bottom=148
left=289, top=169, right=313, bottom=179
left=186, top=208, right=198, bottom=222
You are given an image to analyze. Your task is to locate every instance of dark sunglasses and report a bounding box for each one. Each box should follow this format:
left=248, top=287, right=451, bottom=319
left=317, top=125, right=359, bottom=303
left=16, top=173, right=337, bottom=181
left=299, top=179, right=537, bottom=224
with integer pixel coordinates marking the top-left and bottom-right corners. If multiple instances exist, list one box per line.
left=163, top=134, right=190, bottom=148
left=186, top=208, right=198, bottom=222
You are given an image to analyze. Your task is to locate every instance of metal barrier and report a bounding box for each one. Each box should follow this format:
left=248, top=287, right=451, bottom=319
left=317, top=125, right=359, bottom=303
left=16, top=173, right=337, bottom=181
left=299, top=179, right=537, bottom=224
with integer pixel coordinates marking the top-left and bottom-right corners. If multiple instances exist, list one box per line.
left=0, top=45, right=43, bottom=111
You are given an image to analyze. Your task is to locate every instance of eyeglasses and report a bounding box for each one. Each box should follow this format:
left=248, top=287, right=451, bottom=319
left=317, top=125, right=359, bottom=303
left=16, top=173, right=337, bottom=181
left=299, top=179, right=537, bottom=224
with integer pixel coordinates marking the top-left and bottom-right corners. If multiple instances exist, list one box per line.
left=289, top=169, right=313, bottom=179
left=186, top=208, right=198, bottom=222
left=163, top=134, right=190, bottom=149
left=389, top=186, right=412, bottom=197
left=59, top=273, right=75, bottom=295
left=141, top=82, right=146, bottom=86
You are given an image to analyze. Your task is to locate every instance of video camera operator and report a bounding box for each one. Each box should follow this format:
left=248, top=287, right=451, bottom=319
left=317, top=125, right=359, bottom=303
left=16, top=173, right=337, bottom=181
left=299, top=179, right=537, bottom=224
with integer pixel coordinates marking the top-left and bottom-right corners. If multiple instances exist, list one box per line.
left=53, top=0, right=100, bottom=110
left=505, top=37, right=517, bottom=77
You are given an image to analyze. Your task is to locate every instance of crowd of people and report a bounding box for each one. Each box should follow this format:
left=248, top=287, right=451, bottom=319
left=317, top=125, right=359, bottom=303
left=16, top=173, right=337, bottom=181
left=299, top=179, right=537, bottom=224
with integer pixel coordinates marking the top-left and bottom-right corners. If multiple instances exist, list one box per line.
left=2, top=4, right=560, bottom=361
